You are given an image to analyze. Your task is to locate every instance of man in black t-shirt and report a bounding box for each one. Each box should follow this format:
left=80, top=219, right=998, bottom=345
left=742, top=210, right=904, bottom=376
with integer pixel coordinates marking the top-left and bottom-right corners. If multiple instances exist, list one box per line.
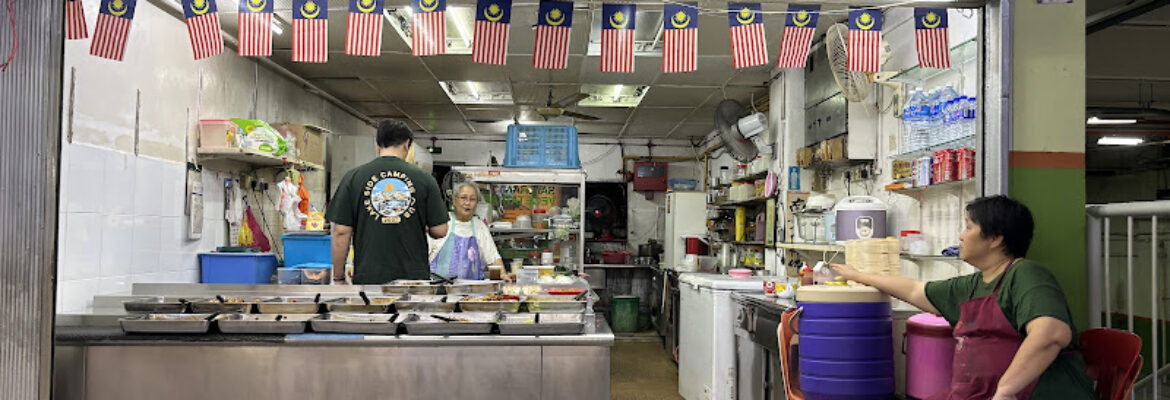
left=326, top=120, right=449, bottom=284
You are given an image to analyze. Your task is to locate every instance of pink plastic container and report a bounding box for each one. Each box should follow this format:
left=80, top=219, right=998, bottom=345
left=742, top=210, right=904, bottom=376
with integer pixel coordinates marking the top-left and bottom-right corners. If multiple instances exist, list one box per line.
left=905, top=313, right=956, bottom=399
left=727, top=268, right=752, bottom=278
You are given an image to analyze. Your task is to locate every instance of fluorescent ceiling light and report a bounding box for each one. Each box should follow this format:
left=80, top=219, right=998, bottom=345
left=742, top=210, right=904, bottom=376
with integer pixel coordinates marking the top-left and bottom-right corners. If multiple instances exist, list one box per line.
left=467, top=81, right=480, bottom=100
left=440, top=81, right=511, bottom=104
left=1097, top=136, right=1143, bottom=146
left=451, top=8, right=472, bottom=48
left=612, top=85, right=624, bottom=102
left=578, top=84, right=648, bottom=108
left=271, top=20, right=283, bottom=35
left=1087, top=116, right=1138, bottom=125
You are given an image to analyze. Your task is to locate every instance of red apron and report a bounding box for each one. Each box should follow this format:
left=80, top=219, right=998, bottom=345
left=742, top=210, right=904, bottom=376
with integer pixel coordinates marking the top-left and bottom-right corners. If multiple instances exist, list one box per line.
left=929, top=259, right=1039, bottom=400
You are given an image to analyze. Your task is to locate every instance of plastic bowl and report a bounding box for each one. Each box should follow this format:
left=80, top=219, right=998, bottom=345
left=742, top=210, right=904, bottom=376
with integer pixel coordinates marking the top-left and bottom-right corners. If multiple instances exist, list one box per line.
left=728, top=268, right=753, bottom=278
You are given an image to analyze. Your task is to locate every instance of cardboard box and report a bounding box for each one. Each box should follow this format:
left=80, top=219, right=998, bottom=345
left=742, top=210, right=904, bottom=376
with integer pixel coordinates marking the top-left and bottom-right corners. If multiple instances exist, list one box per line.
left=796, top=147, right=814, bottom=168
left=822, top=137, right=846, bottom=161
left=272, top=123, right=329, bottom=166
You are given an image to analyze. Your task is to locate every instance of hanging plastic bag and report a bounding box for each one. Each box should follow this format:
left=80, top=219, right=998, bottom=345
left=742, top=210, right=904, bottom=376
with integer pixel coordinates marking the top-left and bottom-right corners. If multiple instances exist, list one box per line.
left=297, top=173, right=310, bottom=215
left=277, top=177, right=304, bottom=231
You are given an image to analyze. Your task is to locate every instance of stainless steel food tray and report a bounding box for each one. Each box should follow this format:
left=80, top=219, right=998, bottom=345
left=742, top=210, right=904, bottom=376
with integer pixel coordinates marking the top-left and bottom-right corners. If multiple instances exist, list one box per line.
left=323, top=296, right=396, bottom=313
left=445, top=281, right=503, bottom=295
left=122, top=297, right=191, bottom=314
left=119, top=314, right=223, bottom=334
left=255, top=297, right=322, bottom=314
left=310, top=313, right=401, bottom=335
left=402, top=313, right=498, bottom=335
left=457, top=295, right=523, bottom=313
left=394, top=295, right=456, bottom=313
left=523, top=296, right=586, bottom=313
left=217, top=314, right=317, bottom=334
left=497, top=313, right=585, bottom=335
left=382, top=280, right=441, bottom=295
left=190, top=297, right=271, bottom=313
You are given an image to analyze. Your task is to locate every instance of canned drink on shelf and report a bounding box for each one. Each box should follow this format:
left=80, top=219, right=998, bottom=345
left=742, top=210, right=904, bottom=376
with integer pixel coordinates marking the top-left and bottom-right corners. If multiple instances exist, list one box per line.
left=958, top=148, right=977, bottom=180
left=933, top=149, right=956, bottom=184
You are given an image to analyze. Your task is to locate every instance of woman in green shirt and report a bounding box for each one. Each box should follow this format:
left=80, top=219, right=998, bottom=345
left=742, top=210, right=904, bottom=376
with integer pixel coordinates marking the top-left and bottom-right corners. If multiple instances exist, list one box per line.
left=830, top=195, right=1094, bottom=399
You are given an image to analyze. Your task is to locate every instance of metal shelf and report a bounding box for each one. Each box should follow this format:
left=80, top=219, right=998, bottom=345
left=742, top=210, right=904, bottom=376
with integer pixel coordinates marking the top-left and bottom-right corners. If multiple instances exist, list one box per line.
left=901, top=254, right=964, bottom=263
left=731, top=171, right=768, bottom=183
left=196, top=147, right=322, bottom=171
left=889, top=179, right=975, bottom=196
left=890, top=134, right=976, bottom=161
left=889, top=38, right=979, bottom=83
left=775, top=243, right=845, bottom=252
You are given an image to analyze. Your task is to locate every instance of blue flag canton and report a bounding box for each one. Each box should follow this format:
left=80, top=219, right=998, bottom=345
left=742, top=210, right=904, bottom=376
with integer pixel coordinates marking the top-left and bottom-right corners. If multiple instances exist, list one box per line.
left=914, top=8, right=948, bottom=30
left=101, top=0, right=138, bottom=19
left=182, top=0, right=217, bottom=19
left=238, top=0, right=273, bottom=14
left=849, top=8, right=882, bottom=31
left=476, top=0, right=512, bottom=24
left=348, top=0, right=383, bottom=15
left=785, top=4, right=819, bottom=28
left=728, top=3, right=762, bottom=27
left=602, top=4, right=636, bottom=30
left=537, top=1, right=573, bottom=28
left=663, top=3, right=698, bottom=30
left=412, top=0, right=446, bottom=14
left=293, top=0, right=329, bottom=19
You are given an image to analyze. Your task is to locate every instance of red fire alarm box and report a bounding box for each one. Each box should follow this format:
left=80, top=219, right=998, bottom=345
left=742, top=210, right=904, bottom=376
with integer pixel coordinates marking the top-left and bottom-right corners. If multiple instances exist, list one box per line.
left=633, top=162, right=668, bottom=191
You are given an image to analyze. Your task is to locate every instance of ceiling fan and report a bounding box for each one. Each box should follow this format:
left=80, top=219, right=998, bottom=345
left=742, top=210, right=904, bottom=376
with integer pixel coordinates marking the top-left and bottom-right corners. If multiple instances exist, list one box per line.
left=535, top=90, right=601, bottom=121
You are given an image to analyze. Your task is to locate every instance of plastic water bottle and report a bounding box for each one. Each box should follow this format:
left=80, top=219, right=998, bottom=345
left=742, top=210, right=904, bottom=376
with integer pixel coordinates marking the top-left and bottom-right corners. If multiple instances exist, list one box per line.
left=902, top=90, right=920, bottom=153
left=935, top=84, right=960, bottom=145
left=904, top=89, right=929, bottom=153
left=962, top=96, right=978, bottom=139
left=924, top=89, right=942, bottom=147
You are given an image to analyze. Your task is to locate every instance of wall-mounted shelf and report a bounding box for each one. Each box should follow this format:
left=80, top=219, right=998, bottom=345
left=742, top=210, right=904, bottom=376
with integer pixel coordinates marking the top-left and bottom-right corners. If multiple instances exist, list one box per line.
left=196, top=147, right=322, bottom=171
left=732, top=171, right=769, bottom=183
left=901, top=254, right=964, bottom=263
left=889, top=38, right=979, bottom=83
left=889, top=179, right=975, bottom=196
left=714, top=197, right=771, bottom=207
left=776, top=243, right=845, bottom=252
left=890, top=134, right=976, bottom=161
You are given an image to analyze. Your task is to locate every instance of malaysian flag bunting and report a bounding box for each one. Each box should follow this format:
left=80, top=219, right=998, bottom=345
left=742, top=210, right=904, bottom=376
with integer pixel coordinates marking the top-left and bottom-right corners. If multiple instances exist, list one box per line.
left=472, top=0, right=511, bottom=65
left=728, top=3, right=766, bottom=69
left=182, top=0, right=223, bottom=60
left=411, top=0, right=446, bottom=56
left=601, top=4, right=635, bottom=73
left=293, top=0, right=329, bottom=62
left=776, top=4, right=818, bottom=68
left=238, top=0, right=273, bottom=56
left=66, top=0, right=89, bottom=40
left=914, top=8, right=950, bottom=69
left=847, top=8, right=882, bottom=72
left=346, top=0, right=383, bottom=56
left=662, top=2, right=697, bottom=73
left=90, top=0, right=136, bottom=61
left=533, top=0, right=572, bottom=69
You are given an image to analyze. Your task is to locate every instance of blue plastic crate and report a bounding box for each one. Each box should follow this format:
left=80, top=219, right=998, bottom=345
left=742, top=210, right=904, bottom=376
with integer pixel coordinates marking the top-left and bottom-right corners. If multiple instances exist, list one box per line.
left=199, top=253, right=279, bottom=284
left=503, top=124, right=581, bottom=168
left=281, top=234, right=332, bottom=268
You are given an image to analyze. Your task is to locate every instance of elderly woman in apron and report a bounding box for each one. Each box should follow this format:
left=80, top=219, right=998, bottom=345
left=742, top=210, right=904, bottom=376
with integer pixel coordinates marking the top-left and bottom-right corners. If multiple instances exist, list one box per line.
left=828, top=196, right=1094, bottom=400
left=429, top=182, right=504, bottom=280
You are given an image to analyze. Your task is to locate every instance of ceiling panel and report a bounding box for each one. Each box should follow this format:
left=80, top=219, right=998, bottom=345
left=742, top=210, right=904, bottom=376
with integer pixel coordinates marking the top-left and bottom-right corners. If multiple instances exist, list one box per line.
left=629, top=108, right=695, bottom=125
left=572, top=107, right=633, bottom=122
left=669, top=123, right=715, bottom=138
left=283, top=53, right=434, bottom=81
left=640, top=87, right=718, bottom=107
left=577, top=57, right=663, bottom=85
left=306, top=78, right=383, bottom=102
left=351, top=102, right=403, bottom=117
left=459, top=106, right=515, bottom=122
left=510, top=84, right=583, bottom=106
left=398, top=103, right=465, bottom=120
left=422, top=56, right=512, bottom=82
left=653, top=57, right=738, bottom=86
left=573, top=122, right=626, bottom=136
left=505, top=55, right=585, bottom=84
left=366, top=79, right=451, bottom=103
left=415, top=119, right=473, bottom=134
left=469, top=121, right=513, bottom=135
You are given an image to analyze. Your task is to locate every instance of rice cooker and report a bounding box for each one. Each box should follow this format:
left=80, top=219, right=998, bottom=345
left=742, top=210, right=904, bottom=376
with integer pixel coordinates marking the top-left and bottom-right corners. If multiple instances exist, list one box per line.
left=834, top=195, right=888, bottom=242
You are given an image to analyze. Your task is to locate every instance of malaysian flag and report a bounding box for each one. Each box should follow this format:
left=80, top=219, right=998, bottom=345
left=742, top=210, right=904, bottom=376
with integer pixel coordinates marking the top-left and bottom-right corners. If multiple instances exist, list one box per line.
left=472, top=0, right=511, bottom=65
left=915, top=8, right=950, bottom=69
left=411, top=0, right=446, bottom=56
left=294, top=0, right=329, bottom=62
left=847, top=8, right=882, bottom=72
left=662, top=2, right=697, bottom=73
left=90, top=0, right=136, bottom=61
left=237, top=0, right=273, bottom=57
left=533, top=0, right=572, bottom=69
left=182, top=0, right=223, bottom=60
left=728, top=3, right=766, bottom=69
left=600, top=4, right=635, bottom=73
left=776, top=4, right=819, bottom=68
left=346, top=0, right=383, bottom=56
left=66, top=0, right=88, bottom=40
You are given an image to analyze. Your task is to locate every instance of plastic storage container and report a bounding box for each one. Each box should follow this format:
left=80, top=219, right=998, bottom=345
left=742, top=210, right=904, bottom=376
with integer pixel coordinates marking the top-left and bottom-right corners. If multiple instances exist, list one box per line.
left=796, top=285, right=895, bottom=400
left=281, top=234, right=332, bottom=268
left=905, top=313, right=957, bottom=399
left=200, top=253, right=279, bottom=284
left=503, top=124, right=581, bottom=168
left=198, top=119, right=240, bottom=148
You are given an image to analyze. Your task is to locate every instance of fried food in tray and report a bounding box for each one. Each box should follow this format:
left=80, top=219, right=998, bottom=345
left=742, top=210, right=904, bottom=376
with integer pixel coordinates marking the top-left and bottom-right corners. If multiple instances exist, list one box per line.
left=457, top=293, right=523, bottom=312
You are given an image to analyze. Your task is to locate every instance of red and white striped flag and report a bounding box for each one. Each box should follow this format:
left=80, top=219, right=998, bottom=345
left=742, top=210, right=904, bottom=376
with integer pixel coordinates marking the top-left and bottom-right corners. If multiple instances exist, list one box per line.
left=914, top=8, right=950, bottom=69
left=776, top=4, right=819, bottom=69
left=237, top=0, right=273, bottom=57
left=600, top=4, right=635, bottom=73
left=411, top=0, right=446, bottom=56
left=533, top=0, right=572, bottom=69
left=728, top=3, right=766, bottom=69
left=472, top=0, right=511, bottom=65
left=90, top=0, right=136, bottom=61
left=346, top=0, right=383, bottom=56
left=847, top=8, right=882, bottom=72
left=181, top=0, right=223, bottom=60
left=66, top=0, right=89, bottom=40
left=661, top=2, right=697, bottom=73
left=293, top=0, right=328, bottom=62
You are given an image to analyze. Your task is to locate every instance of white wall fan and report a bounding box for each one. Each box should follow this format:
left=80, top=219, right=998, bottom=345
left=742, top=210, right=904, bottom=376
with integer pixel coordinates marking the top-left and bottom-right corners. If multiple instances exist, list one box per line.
left=823, top=22, right=905, bottom=114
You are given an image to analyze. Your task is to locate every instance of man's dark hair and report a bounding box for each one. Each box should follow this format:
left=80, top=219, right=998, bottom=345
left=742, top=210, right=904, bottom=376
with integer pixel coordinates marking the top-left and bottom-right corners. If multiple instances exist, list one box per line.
left=965, top=195, right=1034, bottom=258
left=376, top=120, right=413, bottom=148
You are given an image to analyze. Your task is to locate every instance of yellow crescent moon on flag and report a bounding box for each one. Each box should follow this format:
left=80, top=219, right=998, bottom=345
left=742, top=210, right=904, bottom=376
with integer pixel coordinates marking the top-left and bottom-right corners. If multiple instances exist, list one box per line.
left=735, top=7, right=755, bottom=25
left=484, top=4, right=503, bottom=22
left=419, top=0, right=439, bottom=13
left=670, top=11, right=689, bottom=29
left=922, top=12, right=941, bottom=29
left=545, top=8, right=564, bottom=26
left=857, top=12, right=875, bottom=30
left=109, top=0, right=128, bottom=16
left=609, top=11, right=628, bottom=29
left=191, top=0, right=210, bottom=15
left=357, top=0, right=377, bottom=14
left=793, top=10, right=811, bottom=27
left=302, top=1, right=320, bottom=18
left=247, top=0, right=267, bottom=13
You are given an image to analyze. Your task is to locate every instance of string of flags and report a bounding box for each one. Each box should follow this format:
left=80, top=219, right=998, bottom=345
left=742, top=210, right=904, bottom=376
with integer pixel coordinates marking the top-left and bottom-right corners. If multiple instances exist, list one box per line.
left=70, top=0, right=954, bottom=74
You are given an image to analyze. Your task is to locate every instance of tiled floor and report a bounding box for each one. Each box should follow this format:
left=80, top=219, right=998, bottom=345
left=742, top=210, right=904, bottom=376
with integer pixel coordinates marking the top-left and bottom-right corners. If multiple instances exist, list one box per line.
left=611, top=339, right=684, bottom=400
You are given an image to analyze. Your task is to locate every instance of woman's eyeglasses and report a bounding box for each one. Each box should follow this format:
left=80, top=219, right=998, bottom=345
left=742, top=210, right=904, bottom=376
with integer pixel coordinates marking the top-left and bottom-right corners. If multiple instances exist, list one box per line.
left=456, top=196, right=478, bottom=203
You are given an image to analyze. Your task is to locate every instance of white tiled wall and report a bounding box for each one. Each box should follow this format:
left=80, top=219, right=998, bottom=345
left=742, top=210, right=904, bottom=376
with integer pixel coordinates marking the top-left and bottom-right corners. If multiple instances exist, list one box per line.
left=56, top=143, right=228, bottom=313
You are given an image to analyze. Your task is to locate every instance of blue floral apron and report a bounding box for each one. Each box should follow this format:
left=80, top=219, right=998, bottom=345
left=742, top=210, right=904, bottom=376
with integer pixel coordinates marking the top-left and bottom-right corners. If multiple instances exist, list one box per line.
left=430, top=215, right=486, bottom=280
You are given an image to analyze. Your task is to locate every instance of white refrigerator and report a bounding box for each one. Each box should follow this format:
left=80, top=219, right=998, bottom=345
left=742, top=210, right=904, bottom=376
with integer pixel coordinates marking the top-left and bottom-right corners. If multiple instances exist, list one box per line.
left=664, top=191, right=708, bottom=271
left=678, top=273, right=769, bottom=400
